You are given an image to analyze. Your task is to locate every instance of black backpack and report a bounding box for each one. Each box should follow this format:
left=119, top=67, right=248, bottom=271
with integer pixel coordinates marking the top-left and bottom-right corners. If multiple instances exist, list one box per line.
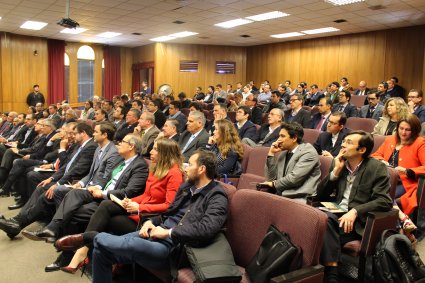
left=373, top=229, right=425, bottom=283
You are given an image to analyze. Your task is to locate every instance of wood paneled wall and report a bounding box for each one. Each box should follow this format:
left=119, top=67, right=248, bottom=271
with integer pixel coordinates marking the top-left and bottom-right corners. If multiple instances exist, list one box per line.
left=153, top=43, right=247, bottom=97
left=120, top=47, right=133, bottom=95
left=0, top=34, right=48, bottom=112
left=133, top=44, right=155, bottom=63
left=247, top=25, right=425, bottom=92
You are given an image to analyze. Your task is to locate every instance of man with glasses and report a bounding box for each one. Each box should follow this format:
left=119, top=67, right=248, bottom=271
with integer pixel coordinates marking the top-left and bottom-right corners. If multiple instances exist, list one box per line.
left=359, top=91, right=384, bottom=121
left=311, top=97, right=333, bottom=131
left=313, top=112, right=351, bottom=157
left=315, top=131, right=392, bottom=283
left=284, top=94, right=311, bottom=128
left=242, top=108, right=283, bottom=147
left=244, top=94, right=263, bottom=125
left=407, top=89, right=425, bottom=123
left=332, top=90, right=358, bottom=118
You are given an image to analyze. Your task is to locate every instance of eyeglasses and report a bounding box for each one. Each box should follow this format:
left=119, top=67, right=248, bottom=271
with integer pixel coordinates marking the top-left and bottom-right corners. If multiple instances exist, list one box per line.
left=342, top=139, right=357, bottom=145
left=407, top=96, right=419, bottom=99
left=120, top=140, right=132, bottom=145
left=327, top=120, right=340, bottom=126
left=289, top=99, right=299, bottom=102
left=367, top=97, right=377, bottom=100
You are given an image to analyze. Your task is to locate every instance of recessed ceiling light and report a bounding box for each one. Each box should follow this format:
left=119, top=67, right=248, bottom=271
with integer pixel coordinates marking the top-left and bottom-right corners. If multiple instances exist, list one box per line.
left=214, top=19, right=253, bottom=29
left=246, top=11, right=289, bottom=22
left=301, top=27, right=340, bottom=34
left=97, top=32, right=122, bottom=38
left=240, top=34, right=251, bottom=38
left=20, top=21, right=48, bottom=30
left=271, top=32, right=305, bottom=38
left=168, top=31, right=198, bottom=38
left=60, top=28, right=87, bottom=34
left=150, top=36, right=175, bottom=42
left=324, top=0, right=364, bottom=6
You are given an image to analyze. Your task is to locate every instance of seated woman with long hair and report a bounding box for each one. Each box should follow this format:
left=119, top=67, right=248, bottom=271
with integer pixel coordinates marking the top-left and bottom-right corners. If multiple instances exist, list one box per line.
left=372, top=97, right=410, bottom=135
left=206, top=119, right=244, bottom=176
left=371, top=114, right=425, bottom=240
left=57, top=138, right=184, bottom=273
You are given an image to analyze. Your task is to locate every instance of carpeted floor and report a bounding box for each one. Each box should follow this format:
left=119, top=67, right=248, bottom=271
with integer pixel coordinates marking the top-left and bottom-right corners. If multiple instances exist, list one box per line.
left=1, top=195, right=424, bottom=283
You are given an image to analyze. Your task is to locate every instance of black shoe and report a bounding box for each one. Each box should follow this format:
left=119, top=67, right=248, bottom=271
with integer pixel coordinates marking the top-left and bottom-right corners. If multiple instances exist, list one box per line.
left=0, top=188, right=10, bottom=197
left=0, top=218, right=21, bottom=239
left=14, top=195, right=21, bottom=202
left=22, top=228, right=56, bottom=243
left=45, top=254, right=63, bottom=272
left=8, top=201, right=24, bottom=210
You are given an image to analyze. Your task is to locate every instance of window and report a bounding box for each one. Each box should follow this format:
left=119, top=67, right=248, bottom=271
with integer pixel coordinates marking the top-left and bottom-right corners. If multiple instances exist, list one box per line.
left=64, top=53, right=70, bottom=102
left=180, top=60, right=198, bottom=72
left=102, top=59, right=104, bottom=97
left=216, top=61, right=236, bottom=74
left=77, top=45, right=95, bottom=102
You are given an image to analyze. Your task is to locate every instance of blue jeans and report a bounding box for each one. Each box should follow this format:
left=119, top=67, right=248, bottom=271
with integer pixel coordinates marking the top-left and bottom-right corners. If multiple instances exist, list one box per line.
left=92, top=231, right=173, bottom=283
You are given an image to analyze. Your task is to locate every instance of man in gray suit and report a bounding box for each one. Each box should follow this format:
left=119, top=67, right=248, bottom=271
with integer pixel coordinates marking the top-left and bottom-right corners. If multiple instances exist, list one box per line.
left=359, top=91, right=384, bottom=121
left=179, top=111, right=209, bottom=162
left=262, top=122, right=321, bottom=202
left=136, top=111, right=160, bottom=157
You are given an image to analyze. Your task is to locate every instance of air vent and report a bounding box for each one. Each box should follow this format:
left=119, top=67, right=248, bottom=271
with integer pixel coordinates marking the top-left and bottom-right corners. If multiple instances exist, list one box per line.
left=198, top=36, right=209, bottom=39
left=240, top=34, right=251, bottom=37
left=333, top=19, right=347, bottom=23
left=368, top=5, right=385, bottom=10
left=132, top=32, right=141, bottom=35
left=173, top=20, right=185, bottom=24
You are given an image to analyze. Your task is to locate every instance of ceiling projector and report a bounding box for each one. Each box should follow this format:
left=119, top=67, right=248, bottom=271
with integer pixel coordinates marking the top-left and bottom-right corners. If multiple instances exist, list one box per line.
left=57, top=18, right=79, bottom=29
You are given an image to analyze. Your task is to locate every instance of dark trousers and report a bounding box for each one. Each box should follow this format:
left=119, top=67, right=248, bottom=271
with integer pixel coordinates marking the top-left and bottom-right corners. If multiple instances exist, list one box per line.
left=320, top=212, right=362, bottom=264
left=4, top=159, right=43, bottom=194
left=16, top=185, right=55, bottom=227
left=1, top=148, right=19, bottom=170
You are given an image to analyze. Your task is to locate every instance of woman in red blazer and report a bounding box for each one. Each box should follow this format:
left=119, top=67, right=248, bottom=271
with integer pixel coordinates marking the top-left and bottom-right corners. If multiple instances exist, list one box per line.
left=59, top=138, right=184, bottom=273
left=371, top=114, right=425, bottom=234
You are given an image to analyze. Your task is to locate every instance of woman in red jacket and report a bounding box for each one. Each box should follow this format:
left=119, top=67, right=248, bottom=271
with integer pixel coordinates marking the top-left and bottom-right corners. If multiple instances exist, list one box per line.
left=58, top=138, right=184, bottom=274
left=371, top=114, right=425, bottom=236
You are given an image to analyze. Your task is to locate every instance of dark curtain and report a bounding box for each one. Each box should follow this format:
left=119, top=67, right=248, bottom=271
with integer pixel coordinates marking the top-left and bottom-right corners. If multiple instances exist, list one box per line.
left=103, top=46, right=121, bottom=100
left=48, top=39, right=65, bottom=104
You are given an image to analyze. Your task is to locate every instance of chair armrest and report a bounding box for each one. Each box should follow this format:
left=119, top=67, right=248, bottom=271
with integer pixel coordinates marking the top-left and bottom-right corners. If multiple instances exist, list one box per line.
left=270, top=265, right=324, bottom=283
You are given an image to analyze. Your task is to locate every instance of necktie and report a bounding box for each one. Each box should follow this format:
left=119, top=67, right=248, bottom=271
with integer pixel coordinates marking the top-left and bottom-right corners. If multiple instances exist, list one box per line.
left=338, top=105, right=344, bottom=112
left=104, top=162, right=126, bottom=190
left=98, top=149, right=103, bottom=161
left=316, top=116, right=326, bottom=130
left=65, top=146, right=82, bottom=173
left=283, top=152, right=293, bottom=174
left=182, top=134, right=196, bottom=152
left=22, top=128, right=33, bottom=144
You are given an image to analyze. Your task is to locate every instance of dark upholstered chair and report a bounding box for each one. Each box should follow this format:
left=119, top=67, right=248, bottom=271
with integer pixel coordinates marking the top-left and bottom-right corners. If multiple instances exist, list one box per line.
left=372, top=134, right=386, bottom=153
left=227, top=111, right=236, bottom=123
left=237, top=173, right=266, bottom=191
left=345, top=117, right=377, bottom=133
left=303, top=129, right=321, bottom=145
left=350, top=95, right=366, bottom=108
left=244, top=146, right=270, bottom=176
left=180, top=108, right=190, bottom=117
left=178, top=190, right=328, bottom=283
left=319, top=156, right=332, bottom=181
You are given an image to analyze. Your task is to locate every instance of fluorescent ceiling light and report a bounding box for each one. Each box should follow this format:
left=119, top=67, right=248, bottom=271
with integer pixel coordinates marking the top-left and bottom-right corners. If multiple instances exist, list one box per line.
left=215, top=19, right=253, bottom=29
left=60, top=28, right=87, bottom=34
left=271, top=32, right=305, bottom=38
left=96, top=32, right=121, bottom=38
left=301, top=27, right=340, bottom=34
left=246, top=11, right=289, bottom=22
left=20, top=21, right=47, bottom=30
left=168, top=31, right=199, bottom=38
left=150, top=36, right=175, bottom=42
left=324, top=0, right=364, bottom=6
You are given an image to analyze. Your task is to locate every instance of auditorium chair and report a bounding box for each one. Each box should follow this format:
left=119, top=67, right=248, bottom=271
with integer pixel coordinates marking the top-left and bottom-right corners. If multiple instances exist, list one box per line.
left=177, top=190, right=328, bottom=283
left=244, top=146, right=270, bottom=176
left=349, top=95, right=366, bottom=109
left=236, top=173, right=266, bottom=191
left=345, top=117, right=377, bottom=133
left=180, top=108, right=190, bottom=117
left=319, top=156, right=332, bottom=180
left=262, top=113, right=269, bottom=124
left=413, top=174, right=425, bottom=241
left=227, top=111, right=236, bottom=123
left=372, top=134, right=386, bottom=153
left=302, top=128, right=320, bottom=145
left=302, top=105, right=312, bottom=112
left=218, top=144, right=253, bottom=187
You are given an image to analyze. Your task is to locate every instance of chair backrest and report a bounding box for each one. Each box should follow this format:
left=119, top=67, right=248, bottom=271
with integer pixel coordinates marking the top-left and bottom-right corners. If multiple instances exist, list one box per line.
left=227, top=112, right=236, bottom=123
left=319, top=156, right=333, bottom=180
left=241, top=144, right=253, bottom=174
left=310, top=106, right=320, bottom=117
left=303, top=128, right=321, bottom=145
left=217, top=181, right=237, bottom=201
left=244, top=146, right=270, bottom=175
left=226, top=190, right=327, bottom=268
left=387, top=167, right=398, bottom=200
left=350, top=95, right=366, bottom=108
left=302, top=105, right=312, bottom=112
left=181, top=108, right=190, bottom=117
left=236, top=173, right=266, bottom=190
left=345, top=117, right=377, bottom=133
left=261, top=113, right=269, bottom=124
left=372, top=134, right=386, bottom=153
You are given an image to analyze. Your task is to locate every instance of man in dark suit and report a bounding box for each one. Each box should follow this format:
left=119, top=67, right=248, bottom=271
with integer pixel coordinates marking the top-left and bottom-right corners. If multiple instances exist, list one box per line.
left=242, top=108, right=282, bottom=147
left=407, top=89, right=425, bottom=123
left=168, top=101, right=187, bottom=133
left=313, top=112, right=351, bottom=157
left=386, top=78, right=405, bottom=100
left=157, top=119, right=180, bottom=142
left=179, top=111, right=209, bottom=162
left=359, top=91, right=384, bottom=121
left=284, top=93, right=312, bottom=128
left=111, top=106, right=126, bottom=130
left=315, top=131, right=392, bottom=283
left=332, top=90, right=358, bottom=118
left=47, top=104, right=62, bottom=128
left=311, top=97, right=333, bottom=131
left=114, top=108, right=141, bottom=142
left=245, top=94, right=263, bottom=125
left=137, top=111, right=160, bottom=157
left=235, top=106, right=257, bottom=140
left=390, top=77, right=405, bottom=100
left=0, top=123, right=98, bottom=239
left=262, top=90, right=287, bottom=113
left=148, top=99, right=166, bottom=129
left=305, top=84, right=324, bottom=107
left=354, top=81, right=370, bottom=105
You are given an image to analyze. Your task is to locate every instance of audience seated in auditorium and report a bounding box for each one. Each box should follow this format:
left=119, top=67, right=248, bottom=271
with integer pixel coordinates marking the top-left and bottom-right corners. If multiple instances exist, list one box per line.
left=80, top=101, right=95, bottom=121
left=131, top=99, right=143, bottom=111
left=257, top=84, right=272, bottom=104
left=235, top=106, right=256, bottom=140
left=214, top=84, right=228, bottom=103
left=332, top=90, right=358, bottom=118
left=47, top=104, right=62, bottom=128
left=209, top=103, right=229, bottom=135
left=378, top=81, right=389, bottom=103
left=262, top=90, right=287, bottom=113
left=284, top=93, right=311, bottom=128
left=111, top=105, right=126, bottom=130
left=386, top=77, right=405, bottom=100
left=101, top=100, right=115, bottom=122
left=372, top=97, right=410, bottom=135
left=261, top=122, right=321, bottom=201
left=242, top=108, right=283, bottom=147
left=200, top=86, right=214, bottom=104
left=148, top=99, right=166, bottom=129
left=178, top=111, right=209, bottom=162
left=114, top=108, right=141, bottom=142
left=156, top=119, right=180, bottom=142
left=339, top=77, right=353, bottom=92
left=241, top=84, right=252, bottom=101
left=135, top=111, right=160, bottom=158
left=391, top=76, right=406, bottom=100
left=305, top=84, right=324, bottom=107
left=355, top=80, right=369, bottom=105
left=160, top=95, right=172, bottom=116
left=193, top=86, right=205, bottom=101
left=227, top=92, right=244, bottom=112
left=311, top=97, right=333, bottom=131
left=407, top=89, right=425, bottom=123
left=316, top=130, right=392, bottom=283
left=168, top=101, right=187, bottom=133
left=244, top=94, right=263, bottom=125
left=359, top=90, right=384, bottom=121
left=326, top=82, right=340, bottom=104
left=206, top=119, right=243, bottom=176
left=176, top=92, right=190, bottom=109
left=314, top=112, right=351, bottom=157
left=94, top=109, right=107, bottom=123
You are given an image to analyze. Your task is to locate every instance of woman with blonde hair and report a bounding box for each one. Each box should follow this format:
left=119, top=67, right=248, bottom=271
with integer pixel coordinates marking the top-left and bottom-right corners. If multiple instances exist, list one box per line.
left=55, top=138, right=184, bottom=274
left=372, top=97, right=410, bottom=135
left=206, top=119, right=244, bottom=175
